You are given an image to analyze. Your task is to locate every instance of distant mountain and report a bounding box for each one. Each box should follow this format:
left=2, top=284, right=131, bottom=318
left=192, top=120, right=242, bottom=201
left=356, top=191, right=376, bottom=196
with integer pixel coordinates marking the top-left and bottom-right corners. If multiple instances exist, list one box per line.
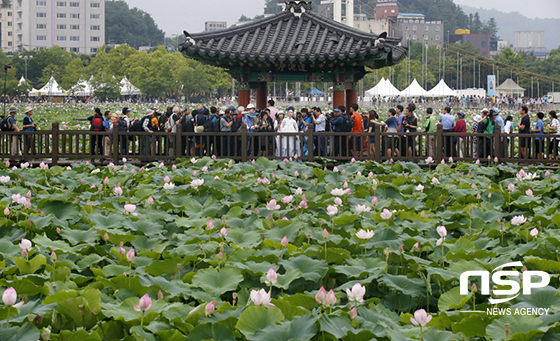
left=461, top=5, right=560, bottom=51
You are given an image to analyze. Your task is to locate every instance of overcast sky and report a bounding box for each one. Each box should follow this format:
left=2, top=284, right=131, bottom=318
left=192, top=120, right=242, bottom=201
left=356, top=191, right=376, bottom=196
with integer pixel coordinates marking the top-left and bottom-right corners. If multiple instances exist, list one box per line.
left=124, top=0, right=560, bottom=36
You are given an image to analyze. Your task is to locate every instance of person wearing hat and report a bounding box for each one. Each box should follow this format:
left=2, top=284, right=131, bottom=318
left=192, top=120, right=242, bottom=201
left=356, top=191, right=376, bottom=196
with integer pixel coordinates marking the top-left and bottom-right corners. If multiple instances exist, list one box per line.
left=424, top=108, right=437, bottom=159
left=6, top=106, right=20, bottom=157
left=480, top=109, right=497, bottom=159
left=88, top=108, right=105, bottom=157
left=22, top=106, right=36, bottom=156
left=471, top=112, right=483, bottom=159
left=119, top=107, right=132, bottom=156
left=243, top=104, right=257, bottom=156
left=140, top=109, right=156, bottom=156
left=439, top=106, right=455, bottom=158
left=453, top=112, right=466, bottom=158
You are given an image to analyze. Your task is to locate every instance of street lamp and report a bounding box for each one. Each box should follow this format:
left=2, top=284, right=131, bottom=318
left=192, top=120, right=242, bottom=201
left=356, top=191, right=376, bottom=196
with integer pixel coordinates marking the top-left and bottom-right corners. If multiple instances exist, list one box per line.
left=19, top=55, right=33, bottom=79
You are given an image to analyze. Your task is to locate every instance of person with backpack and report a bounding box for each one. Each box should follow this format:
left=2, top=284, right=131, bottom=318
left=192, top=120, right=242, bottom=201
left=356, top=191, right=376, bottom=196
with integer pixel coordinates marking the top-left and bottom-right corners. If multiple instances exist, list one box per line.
left=2, top=106, right=21, bottom=157
left=211, top=107, right=223, bottom=156
left=88, top=108, right=104, bottom=157
left=118, top=107, right=131, bottom=156
left=22, top=106, right=37, bottom=156
left=471, top=113, right=482, bottom=159
left=349, top=103, right=363, bottom=158
left=424, top=108, right=437, bottom=159
left=220, top=108, right=234, bottom=157
left=480, top=109, right=497, bottom=159
left=164, top=106, right=182, bottom=156
left=103, top=111, right=112, bottom=158
left=181, top=108, right=195, bottom=157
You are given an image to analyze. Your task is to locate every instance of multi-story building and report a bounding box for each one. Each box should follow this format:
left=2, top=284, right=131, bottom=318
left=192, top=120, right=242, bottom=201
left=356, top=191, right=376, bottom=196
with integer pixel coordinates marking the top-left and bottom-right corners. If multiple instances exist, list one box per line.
left=0, top=1, right=15, bottom=53
left=450, top=31, right=491, bottom=58
left=391, top=13, right=444, bottom=47
left=513, top=31, right=546, bottom=54
left=1, top=0, right=105, bottom=54
left=353, top=13, right=390, bottom=35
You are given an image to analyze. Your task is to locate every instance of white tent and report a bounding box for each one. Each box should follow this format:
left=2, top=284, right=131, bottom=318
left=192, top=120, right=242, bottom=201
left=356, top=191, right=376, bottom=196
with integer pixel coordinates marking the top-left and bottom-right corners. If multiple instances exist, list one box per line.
left=18, top=76, right=28, bottom=87
left=366, top=78, right=401, bottom=97
left=400, top=79, right=427, bottom=97
left=427, top=79, right=458, bottom=97
left=71, top=77, right=94, bottom=96
left=455, top=88, right=486, bottom=97
left=33, top=76, right=67, bottom=96
left=120, top=77, right=141, bottom=96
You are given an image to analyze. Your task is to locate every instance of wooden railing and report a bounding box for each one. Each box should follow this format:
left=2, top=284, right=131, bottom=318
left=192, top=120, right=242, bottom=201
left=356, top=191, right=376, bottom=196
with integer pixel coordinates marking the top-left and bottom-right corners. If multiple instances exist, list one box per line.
left=1, top=123, right=559, bottom=166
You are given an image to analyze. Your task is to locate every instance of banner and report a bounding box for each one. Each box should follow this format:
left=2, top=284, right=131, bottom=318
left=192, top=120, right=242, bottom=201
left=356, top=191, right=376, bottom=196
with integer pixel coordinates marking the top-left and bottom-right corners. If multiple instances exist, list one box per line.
left=487, top=75, right=496, bottom=97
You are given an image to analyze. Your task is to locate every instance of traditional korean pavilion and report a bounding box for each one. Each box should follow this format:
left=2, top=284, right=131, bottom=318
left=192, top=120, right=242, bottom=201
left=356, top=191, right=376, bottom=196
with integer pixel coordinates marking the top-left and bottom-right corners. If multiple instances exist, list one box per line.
left=180, top=0, right=407, bottom=109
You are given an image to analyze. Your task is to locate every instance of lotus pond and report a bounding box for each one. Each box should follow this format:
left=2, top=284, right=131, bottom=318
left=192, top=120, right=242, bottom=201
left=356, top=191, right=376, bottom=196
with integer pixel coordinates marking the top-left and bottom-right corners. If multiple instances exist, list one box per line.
left=0, top=158, right=559, bottom=341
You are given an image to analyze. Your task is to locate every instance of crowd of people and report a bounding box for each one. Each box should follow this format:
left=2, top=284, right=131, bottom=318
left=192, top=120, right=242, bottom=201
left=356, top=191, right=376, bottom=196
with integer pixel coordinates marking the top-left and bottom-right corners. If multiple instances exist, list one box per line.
left=2, top=100, right=559, bottom=163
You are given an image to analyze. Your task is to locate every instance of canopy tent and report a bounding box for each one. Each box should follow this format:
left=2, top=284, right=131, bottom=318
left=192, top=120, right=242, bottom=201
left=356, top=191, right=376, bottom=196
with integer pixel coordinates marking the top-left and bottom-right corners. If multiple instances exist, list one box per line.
left=365, top=78, right=401, bottom=97
left=306, top=88, right=325, bottom=95
left=496, top=78, right=525, bottom=97
left=29, top=77, right=67, bottom=97
left=400, top=79, right=428, bottom=97
left=18, top=76, right=28, bottom=87
left=120, top=77, right=141, bottom=96
left=427, top=79, right=458, bottom=97
left=70, top=77, right=94, bottom=96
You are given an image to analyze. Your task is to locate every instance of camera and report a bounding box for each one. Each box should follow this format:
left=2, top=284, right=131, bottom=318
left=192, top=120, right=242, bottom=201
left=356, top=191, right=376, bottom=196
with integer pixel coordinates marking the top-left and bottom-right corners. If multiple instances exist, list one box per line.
left=4, top=64, right=11, bottom=71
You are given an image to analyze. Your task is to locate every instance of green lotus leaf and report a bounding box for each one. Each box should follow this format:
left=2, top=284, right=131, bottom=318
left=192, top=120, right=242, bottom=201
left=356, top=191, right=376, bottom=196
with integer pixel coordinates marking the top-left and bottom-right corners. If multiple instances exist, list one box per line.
left=235, top=306, right=285, bottom=339
left=191, top=267, right=243, bottom=298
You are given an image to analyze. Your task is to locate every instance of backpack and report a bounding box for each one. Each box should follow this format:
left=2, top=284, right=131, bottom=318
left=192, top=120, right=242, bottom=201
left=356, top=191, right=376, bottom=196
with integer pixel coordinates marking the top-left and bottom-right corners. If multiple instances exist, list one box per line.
left=0, top=115, right=12, bottom=132
left=116, top=117, right=128, bottom=132
left=477, top=118, right=489, bottom=134
left=182, top=115, right=194, bottom=133
left=203, top=117, right=214, bottom=132
left=213, top=115, right=223, bottom=133
left=164, top=113, right=178, bottom=132
left=129, top=119, right=143, bottom=132
left=342, top=115, right=354, bottom=132
left=91, top=115, right=104, bottom=131
left=231, top=117, right=242, bottom=132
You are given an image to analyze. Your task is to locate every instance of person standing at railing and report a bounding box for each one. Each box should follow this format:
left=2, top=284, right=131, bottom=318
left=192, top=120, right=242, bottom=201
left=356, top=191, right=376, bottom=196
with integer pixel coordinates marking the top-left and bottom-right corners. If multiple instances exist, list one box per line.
left=349, top=104, right=363, bottom=159
left=396, top=105, right=405, bottom=157
left=453, top=112, right=466, bottom=158
left=88, top=108, right=104, bottom=157
left=546, top=111, right=559, bottom=163
left=374, top=108, right=398, bottom=158
left=439, top=107, right=455, bottom=159
left=310, top=107, right=326, bottom=157
left=103, top=111, right=112, bottom=158
left=531, top=112, right=545, bottom=161
left=22, top=107, right=36, bottom=156
left=471, top=113, right=482, bottom=159
left=140, top=109, right=156, bottom=157
left=118, top=107, right=131, bottom=156
left=424, top=108, right=437, bottom=159
left=517, top=106, right=531, bottom=160
left=280, top=108, right=299, bottom=158
left=403, top=105, right=418, bottom=158
left=3, top=106, right=21, bottom=157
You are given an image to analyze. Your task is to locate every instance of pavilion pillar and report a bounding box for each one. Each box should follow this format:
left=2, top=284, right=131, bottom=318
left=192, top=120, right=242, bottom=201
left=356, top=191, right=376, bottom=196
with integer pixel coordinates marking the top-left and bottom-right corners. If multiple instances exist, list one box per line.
left=255, top=82, right=267, bottom=109
left=333, top=82, right=346, bottom=110
left=346, top=82, right=358, bottom=109
left=238, top=82, right=251, bottom=108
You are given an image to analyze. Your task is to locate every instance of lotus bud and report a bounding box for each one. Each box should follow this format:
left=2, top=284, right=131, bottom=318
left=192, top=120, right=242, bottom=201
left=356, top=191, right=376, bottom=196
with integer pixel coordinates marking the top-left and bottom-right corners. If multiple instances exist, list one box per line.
left=41, top=328, right=51, bottom=341
left=398, top=244, right=404, bottom=252
left=322, top=229, right=329, bottom=239
left=103, top=233, right=109, bottom=241
left=158, top=290, right=164, bottom=300
left=204, top=301, right=215, bottom=317
left=350, top=307, right=358, bottom=320
left=51, top=251, right=57, bottom=262
left=471, top=283, right=477, bottom=293
left=281, top=235, right=288, bottom=247
left=218, top=251, right=223, bottom=260
left=56, top=228, right=61, bottom=234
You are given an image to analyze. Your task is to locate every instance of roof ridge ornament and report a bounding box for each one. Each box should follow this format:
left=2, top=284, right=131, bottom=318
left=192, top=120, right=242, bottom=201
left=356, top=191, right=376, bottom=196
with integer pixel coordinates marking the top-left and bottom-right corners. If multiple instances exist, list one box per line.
left=285, top=1, right=312, bottom=18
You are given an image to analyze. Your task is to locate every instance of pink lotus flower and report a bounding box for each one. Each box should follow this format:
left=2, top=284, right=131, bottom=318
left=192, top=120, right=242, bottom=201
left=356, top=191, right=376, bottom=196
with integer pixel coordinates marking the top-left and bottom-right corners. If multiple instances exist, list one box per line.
left=19, top=239, right=32, bottom=252
left=148, top=196, right=154, bottom=205
left=299, top=200, right=308, bottom=209
left=436, top=226, right=447, bottom=238
left=281, top=236, right=288, bottom=247
left=113, top=186, right=123, bottom=196
left=103, top=177, right=109, bottom=185
left=326, top=289, right=337, bottom=306
left=526, top=189, right=534, bottom=197
left=282, top=195, right=293, bottom=205
left=131, top=169, right=135, bottom=175
left=380, top=209, right=393, bottom=220
left=350, top=307, right=358, bottom=320
left=134, top=294, right=152, bottom=313
left=2, top=287, right=23, bottom=308
left=266, top=268, right=278, bottom=285
left=372, top=196, right=378, bottom=205
left=410, top=309, right=432, bottom=327
left=119, top=246, right=125, bottom=255
left=326, top=205, right=338, bottom=217
left=333, top=166, right=339, bottom=172
left=206, top=220, right=214, bottom=230
left=414, top=242, right=419, bottom=250
left=126, top=248, right=135, bottom=262
left=448, top=157, right=453, bottom=163
left=266, top=199, right=281, bottom=211
left=346, top=283, right=366, bottom=303
left=345, top=188, right=352, bottom=195
left=250, top=289, right=274, bottom=307
left=334, top=197, right=343, bottom=206
left=219, top=227, right=228, bottom=238
left=204, top=301, right=215, bottom=316
left=164, top=175, right=171, bottom=183
left=315, top=286, right=327, bottom=305
left=508, top=183, right=515, bottom=192
left=431, top=177, right=440, bottom=185
left=4, top=207, right=9, bottom=216
left=56, top=228, right=61, bottom=234
left=530, top=228, right=539, bottom=237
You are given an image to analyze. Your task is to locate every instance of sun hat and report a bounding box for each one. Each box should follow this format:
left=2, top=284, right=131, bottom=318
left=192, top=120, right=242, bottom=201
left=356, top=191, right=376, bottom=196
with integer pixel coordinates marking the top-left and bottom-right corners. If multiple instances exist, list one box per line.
left=247, top=104, right=255, bottom=109
left=8, top=106, right=16, bottom=113
left=25, top=106, right=33, bottom=113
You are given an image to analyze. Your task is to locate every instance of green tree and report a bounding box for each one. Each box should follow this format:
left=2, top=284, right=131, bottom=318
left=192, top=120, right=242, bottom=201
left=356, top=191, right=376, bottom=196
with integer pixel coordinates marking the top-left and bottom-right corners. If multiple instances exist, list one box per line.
left=59, top=58, right=85, bottom=90
left=105, top=0, right=165, bottom=49
left=91, top=74, right=121, bottom=99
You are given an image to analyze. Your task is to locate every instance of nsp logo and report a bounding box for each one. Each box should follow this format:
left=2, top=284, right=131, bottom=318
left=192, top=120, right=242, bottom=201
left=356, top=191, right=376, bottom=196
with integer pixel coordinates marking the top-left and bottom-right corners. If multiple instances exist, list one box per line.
left=460, top=262, right=550, bottom=304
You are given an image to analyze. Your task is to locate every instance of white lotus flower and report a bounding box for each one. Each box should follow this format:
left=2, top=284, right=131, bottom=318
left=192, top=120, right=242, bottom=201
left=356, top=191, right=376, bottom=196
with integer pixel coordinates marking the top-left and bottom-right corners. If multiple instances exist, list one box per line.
left=380, top=208, right=393, bottom=220
left=250, top=289, right=274, bottom=308
left=416, top=184, right=424, bottom=192
left=331, top=188, right=346, bottom=196
left=511, top=215, right=527, bottom=226
left=124, top=204, right=136, bottom=214
left=163, top=183, right=175, bottom=190
left=190, top=179, right=204, bottom=190
left=431, top=177, right=440, bottom=185
left=354, top=204, right=371, bottom=214
left=0, top=176, right=10, bottom=184
left=346, top=283, right=366, bottom=303
left=326, top=205, right=338, bottom=217
left=355, top=229, right=375, bottom=240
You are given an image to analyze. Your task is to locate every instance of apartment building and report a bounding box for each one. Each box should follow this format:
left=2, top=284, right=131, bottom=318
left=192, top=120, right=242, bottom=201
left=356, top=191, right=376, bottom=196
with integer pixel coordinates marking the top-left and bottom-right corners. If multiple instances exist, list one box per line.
left=2, top=0, right=105, bottom=54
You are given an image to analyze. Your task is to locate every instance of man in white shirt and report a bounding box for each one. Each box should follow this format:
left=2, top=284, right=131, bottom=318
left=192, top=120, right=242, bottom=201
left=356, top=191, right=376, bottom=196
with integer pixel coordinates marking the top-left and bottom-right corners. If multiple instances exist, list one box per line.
left=310, top=107, right=326, bottom=156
